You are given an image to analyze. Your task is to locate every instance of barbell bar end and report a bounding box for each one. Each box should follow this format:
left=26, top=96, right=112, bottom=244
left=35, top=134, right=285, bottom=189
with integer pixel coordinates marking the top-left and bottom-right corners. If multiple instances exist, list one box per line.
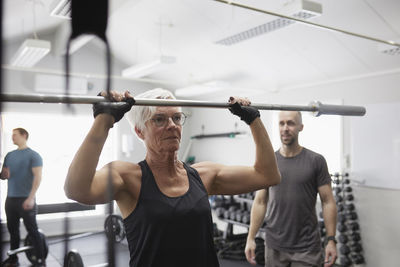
left=309, top=101, right=366, bottom=117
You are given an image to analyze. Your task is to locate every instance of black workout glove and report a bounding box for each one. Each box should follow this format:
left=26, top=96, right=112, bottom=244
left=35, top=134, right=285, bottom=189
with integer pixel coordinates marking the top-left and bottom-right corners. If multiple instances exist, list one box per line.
left=229, top=102, right=260, bottom=125
left=93, top=93, right=135, bottom=123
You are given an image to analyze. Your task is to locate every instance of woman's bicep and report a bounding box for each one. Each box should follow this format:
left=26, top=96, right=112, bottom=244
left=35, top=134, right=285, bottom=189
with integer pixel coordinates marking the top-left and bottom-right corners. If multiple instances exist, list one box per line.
left=194, top=162, right=266, bottom=195
left=86, top=165, right=124, bottom=204
left=213, top=165, right=267, bottom=195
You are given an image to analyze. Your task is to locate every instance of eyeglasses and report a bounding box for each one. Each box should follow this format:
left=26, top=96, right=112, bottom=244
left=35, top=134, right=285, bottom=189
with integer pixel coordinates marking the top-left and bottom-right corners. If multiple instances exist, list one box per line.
left=150, top=112, right=187, bottom=127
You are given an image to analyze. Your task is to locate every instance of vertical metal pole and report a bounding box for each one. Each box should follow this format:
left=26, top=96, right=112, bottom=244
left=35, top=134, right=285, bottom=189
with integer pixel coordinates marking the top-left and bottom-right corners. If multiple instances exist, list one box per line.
left=1, top=0, right=4, bottom=262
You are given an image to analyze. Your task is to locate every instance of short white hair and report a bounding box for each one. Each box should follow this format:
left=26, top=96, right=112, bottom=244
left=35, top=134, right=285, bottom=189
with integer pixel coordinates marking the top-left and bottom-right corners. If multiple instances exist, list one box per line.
left=126, top=88, right=176, bottom=132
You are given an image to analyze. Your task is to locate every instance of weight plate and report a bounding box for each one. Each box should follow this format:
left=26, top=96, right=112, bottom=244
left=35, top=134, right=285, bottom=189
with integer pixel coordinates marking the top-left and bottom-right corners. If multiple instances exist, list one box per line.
left=24, top=230, right=49, bottom=264
left=104, top=214, right=126, bottom=243
left=64, top=249, right=84, bottom=267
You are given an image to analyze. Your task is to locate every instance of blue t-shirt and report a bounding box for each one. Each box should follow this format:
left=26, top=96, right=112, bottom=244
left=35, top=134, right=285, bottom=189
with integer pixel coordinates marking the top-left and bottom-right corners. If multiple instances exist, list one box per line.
left=3, top=148, right=43, bottom=197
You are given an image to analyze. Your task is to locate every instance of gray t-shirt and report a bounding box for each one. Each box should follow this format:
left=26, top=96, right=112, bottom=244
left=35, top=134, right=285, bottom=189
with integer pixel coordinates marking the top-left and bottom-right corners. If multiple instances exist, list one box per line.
left=265, top=148, right=331, bottom=252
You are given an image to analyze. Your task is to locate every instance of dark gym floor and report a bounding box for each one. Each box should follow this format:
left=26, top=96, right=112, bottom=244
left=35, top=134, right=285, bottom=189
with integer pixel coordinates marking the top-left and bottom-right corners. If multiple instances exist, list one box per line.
left=1, top=232, right=260, bottom=267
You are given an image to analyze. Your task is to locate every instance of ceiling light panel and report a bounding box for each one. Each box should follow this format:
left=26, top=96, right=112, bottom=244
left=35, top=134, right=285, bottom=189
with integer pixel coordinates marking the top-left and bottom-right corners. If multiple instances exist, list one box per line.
left=10, top=39, right=51, bottom=68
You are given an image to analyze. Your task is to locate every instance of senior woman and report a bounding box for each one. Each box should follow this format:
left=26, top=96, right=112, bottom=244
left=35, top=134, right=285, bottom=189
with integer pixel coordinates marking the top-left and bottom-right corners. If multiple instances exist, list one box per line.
left=64, top=88, right=281, bottom=267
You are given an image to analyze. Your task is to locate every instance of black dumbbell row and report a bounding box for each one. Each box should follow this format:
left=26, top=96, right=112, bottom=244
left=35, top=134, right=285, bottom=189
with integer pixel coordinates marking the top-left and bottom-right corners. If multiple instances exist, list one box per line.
left=337, top=221, right=360, bottom=233
left=330, top=172, right=350, bottom=185
left=333, top=175, right=365, bottom=266
left=318, top=220, right=326, bottom=248
left=211, top=195, right=237, bottom=210
left=212, top=193, right=261, bottom=226
left=237, top=192, right=256, bottom=200
left=340, top=254, right=365, bottom=267
left=319, top=176, right=352, bottom=237
left=337, top=203, right=356, bottom=212
left=338, top=232, right=362, bottom=244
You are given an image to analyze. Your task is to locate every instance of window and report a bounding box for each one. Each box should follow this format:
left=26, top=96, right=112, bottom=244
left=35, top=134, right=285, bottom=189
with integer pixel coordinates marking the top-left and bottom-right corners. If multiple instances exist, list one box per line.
left=0, top=112, right=116, bottom=219
left=271, top=111, right=342, bottom=174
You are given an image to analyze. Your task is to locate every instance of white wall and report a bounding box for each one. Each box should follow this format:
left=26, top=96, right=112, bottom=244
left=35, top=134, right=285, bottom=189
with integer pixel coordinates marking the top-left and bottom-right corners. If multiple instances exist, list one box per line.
left=352, top=186, right=400, bottom=267
left=184, top=107, right=270, bottom=165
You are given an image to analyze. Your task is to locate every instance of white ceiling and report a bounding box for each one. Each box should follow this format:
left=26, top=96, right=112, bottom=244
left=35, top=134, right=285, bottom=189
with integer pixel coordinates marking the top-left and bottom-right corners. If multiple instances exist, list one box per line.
left=2, top=0, right=400, bottom=97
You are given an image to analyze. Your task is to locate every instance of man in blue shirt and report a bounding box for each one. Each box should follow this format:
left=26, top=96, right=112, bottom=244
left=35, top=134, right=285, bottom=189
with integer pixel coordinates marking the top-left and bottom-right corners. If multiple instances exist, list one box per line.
left=1, top=128, right=46, bottom=267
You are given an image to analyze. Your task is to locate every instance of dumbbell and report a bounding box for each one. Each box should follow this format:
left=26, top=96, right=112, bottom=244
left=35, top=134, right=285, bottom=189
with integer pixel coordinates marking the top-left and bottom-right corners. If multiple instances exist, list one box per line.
left=349, top=242, right=363, bottom=252
left=223, top=209, right=230, bottom=219
left=242, top=211, right=250, bottom=224
left=229, top=196, right=240, bottom=206
left=234, top=210, right=244, bottom=222
left=343, top=178, right=350, bottom=184
left=228, top=207, right=238, bottom=221
left=340, top=256, right=352, bottom=267
left=239, top=201, right=248, bottom=211
left=337, top=213, right=346, bottom=223
left=215, top=207, right=225, bottom=219
left=318, top=211, right=323, bottom=219
left=344, top=203, right=355, bottom=211
left=348, top=232, right=361, bottom=242
left=339, top=244, right=351, bottom=255
left=343, top=186, right=353, bottom=193
left=348, top=221, right=360, bottom=231
left=228, top=205, right=237, bottom=212
left=351, top=254, right=365, bottom=264
left=345, top=194, right=354, bottom=201
left=318, top=221, right=326, bottom=236
left=337, top=223, right=347, bottom=233
left=345, top=212, right=358, bottom=220
left=335, top=195, right=343, bottom=203
left=229, top=210, right=236, bottom=221
left=211, top=196, right=223, bottom=209
left=246, top=192, right=254, bottom=199
left=338, top=234, right=348, bottom=244
left=337, top=203, right=344, bottom=212
left=319, top=228, right=326, bottom=237
left=331, top=173, right=340, bottom=184
left=334, top=187, right=342, bottom=195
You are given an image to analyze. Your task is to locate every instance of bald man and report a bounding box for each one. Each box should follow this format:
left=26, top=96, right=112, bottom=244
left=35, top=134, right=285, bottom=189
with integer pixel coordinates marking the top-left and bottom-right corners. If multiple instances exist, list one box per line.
left=245, top=111, right=338, bottom=267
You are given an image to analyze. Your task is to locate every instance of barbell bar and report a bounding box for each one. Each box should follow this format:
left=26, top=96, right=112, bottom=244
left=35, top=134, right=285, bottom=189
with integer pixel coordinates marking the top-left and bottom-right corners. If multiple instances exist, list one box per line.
left=0, top=93, right=366, bottom=116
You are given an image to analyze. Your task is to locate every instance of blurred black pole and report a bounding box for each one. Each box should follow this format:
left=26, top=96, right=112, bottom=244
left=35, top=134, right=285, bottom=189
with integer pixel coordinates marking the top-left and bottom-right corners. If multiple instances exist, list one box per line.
left=0, top=0, right=4, bottom=263
left=67, top=1, right=114, bottom=266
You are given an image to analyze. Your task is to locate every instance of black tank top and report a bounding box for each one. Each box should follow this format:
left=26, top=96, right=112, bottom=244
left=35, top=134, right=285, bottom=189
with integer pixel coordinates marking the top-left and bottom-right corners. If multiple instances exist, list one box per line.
left=123, top=160, right=220, bottom=267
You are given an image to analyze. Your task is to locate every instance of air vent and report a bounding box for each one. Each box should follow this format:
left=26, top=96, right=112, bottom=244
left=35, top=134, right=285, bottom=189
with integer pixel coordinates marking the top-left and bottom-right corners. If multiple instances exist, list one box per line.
left=49, top=0, right=71, bottom=19
left=378, top=43, right=400, bottom=56
left=216, top=0, right=322, bottom=46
